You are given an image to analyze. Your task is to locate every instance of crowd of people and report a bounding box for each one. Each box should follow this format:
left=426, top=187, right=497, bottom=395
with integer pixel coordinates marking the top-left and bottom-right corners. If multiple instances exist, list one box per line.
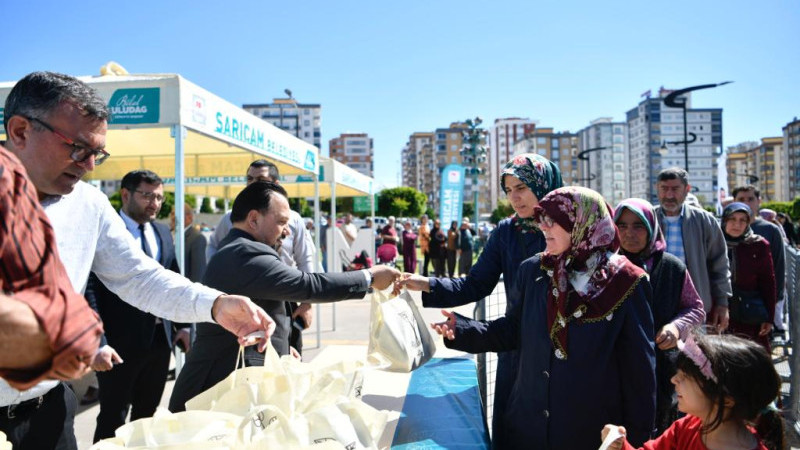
left=0, top=69, right=794, bottom=450
left=400, top=160, right=790, bottom=448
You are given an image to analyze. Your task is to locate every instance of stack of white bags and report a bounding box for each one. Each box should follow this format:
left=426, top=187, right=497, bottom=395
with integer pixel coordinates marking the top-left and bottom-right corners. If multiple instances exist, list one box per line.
left=91, top=345, right=388, bottom=450
left=91, top=288, right=437, bottom=450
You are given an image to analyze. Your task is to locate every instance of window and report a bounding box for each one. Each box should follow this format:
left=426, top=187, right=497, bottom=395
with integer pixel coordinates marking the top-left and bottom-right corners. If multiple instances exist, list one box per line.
left=304, top=120, right=310, bottom=126
left=537, top=137, right=547, bottom=145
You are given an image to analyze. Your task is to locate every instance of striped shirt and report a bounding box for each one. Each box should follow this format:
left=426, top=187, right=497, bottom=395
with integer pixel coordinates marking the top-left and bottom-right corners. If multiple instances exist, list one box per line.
left=0, top=145, right=102, bottom=390
left=663, top=215, right=686, bottom=264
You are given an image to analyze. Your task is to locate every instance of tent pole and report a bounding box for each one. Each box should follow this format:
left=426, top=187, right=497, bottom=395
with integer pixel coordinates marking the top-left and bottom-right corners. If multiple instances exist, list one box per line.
left=172, top=124, right=186, bottom=275
left=313, top=174, right=321, bottom=348
left=172, top=123, right=187, bottom=377
left=330, top=165, right=337, bottom=331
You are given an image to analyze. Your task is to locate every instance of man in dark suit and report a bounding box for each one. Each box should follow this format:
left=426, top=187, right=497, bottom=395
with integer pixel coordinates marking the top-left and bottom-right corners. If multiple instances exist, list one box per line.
left=86, top=170, right=192, bottom=442
left=168, top=181, right=400, bottom=412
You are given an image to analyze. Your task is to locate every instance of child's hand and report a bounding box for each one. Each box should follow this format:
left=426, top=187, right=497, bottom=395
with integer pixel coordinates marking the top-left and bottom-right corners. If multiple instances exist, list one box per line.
left=600, top=424, right=626, bottom=450
left=431, top=309, right=457, bottom=340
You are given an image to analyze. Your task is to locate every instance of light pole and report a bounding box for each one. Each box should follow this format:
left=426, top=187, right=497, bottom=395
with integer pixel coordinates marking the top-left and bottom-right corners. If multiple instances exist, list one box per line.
left=461, top=117, right=487, bottom=228
left=662, top=81, right=733, bottom=172
left=736, top=172, right=759, bottom=185
left=284, top=88, right=300, bottom=138
left=576, top=146, right=609, bottom=189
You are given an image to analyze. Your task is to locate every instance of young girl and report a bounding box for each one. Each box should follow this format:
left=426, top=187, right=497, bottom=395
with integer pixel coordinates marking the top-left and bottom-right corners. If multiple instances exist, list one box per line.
left=601, top=331, right=784, bottom=450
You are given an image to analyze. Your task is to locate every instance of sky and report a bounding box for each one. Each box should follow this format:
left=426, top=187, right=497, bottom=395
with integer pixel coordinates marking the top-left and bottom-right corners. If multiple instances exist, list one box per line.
left=2, top=0, right=798, bottom=190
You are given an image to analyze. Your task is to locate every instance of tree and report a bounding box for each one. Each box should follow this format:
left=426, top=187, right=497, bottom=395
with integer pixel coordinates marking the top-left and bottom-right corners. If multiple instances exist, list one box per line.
left=462, top=202, right=475, bottom=220
left=200, top=197, right=214, bottom=213
left=215, top=198, right=226, bottom=212
left=377, top=187, right=427, bottom=218
left=490, top=199, right=514, bottom=224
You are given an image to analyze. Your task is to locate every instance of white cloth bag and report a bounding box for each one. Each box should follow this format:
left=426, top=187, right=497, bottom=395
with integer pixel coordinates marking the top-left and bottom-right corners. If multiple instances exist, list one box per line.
left=368, top=288, right=436, bottom=372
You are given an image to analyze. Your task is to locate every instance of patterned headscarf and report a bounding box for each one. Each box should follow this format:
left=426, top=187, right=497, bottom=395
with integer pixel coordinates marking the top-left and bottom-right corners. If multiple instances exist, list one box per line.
left=533, top=187, right=646, bottom=360
left=613, top=198, right=666, bottom=270
left=499, top=153, right=563, bottom=233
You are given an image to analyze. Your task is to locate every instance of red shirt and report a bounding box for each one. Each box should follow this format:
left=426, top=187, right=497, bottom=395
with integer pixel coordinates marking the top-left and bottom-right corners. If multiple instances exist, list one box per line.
left=623, top=415, right=767, bottom=450
left=0, top=145, right=102, bottom=388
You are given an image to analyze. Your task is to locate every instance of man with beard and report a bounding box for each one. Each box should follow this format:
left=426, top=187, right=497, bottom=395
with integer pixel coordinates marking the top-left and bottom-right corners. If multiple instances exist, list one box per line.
left=654, top=167, right=731, bottom=331
left=84, top=170, right=192, bottom=441
left=169, top=181, right=401, bottom=412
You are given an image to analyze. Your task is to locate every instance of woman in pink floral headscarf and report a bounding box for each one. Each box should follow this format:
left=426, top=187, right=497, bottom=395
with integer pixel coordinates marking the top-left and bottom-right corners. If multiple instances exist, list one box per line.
left=433, top=186, right=656, bottom=449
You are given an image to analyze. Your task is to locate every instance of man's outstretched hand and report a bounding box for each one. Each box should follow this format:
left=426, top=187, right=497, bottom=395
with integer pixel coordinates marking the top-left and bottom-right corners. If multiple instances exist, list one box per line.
left=212, top=295, right=276, bottom=352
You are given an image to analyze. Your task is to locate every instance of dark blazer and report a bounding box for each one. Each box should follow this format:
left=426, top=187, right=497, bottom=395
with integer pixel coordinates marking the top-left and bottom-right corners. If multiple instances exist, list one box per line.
left=85, top=220, right=185, bottom=356
left=168, top=228, right=369, bottom=412
left=183, top=225, right=208, bottom=283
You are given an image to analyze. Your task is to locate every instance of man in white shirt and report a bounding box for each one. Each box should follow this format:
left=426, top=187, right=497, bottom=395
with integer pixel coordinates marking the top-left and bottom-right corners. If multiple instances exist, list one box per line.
left=2, top=71, right=274, bottom=450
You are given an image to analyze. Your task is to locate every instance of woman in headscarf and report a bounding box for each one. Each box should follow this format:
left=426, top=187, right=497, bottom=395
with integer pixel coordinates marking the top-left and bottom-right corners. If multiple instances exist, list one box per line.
left=614, top=198, right=705, bottom=434
left=433, top=187, right=656, bottom=449
left=722, top=202, right=776, bottom=350
left=398, top=153, right=562, bottom=440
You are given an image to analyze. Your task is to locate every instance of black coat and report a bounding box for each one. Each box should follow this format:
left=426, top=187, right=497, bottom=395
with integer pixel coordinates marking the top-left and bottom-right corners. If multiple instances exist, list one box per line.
left=168, top=228, right=369, bottom=412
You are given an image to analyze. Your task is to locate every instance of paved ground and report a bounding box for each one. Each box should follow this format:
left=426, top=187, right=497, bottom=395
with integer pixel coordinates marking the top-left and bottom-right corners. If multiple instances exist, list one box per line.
left=71, top=290, right=799, bottom=449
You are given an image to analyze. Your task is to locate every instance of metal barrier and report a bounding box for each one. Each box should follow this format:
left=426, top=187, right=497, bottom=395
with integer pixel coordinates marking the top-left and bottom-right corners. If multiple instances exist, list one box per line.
left=785, top=245, right=799, bottom=433
left=473, top=277, right=507, bottom=438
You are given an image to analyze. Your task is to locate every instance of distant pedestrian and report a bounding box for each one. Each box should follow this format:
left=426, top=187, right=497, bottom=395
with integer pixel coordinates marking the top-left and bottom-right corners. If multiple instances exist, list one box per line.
left=401, top=220, right=417, bottom=273
left=446, top=220, right=459, bottom=277
left=429, top=219, right=447, bottom=277
left=418, top=215, right=431, bottom=276
left=458, top=218, right=474, bottom=276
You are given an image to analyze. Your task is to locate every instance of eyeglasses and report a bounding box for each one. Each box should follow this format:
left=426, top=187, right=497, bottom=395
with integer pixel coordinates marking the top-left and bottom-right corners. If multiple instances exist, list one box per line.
left=24, top=116, right=110, bottom=165
left=537, top=213, right=555, bottom=228
left=135, top=190, right=165, bottom=203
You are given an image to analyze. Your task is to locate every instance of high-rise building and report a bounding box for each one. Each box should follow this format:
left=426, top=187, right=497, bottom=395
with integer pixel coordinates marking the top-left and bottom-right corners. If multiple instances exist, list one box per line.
left=783, top=117, right=800, bottom=199
left=626, top=89, right=723, bottom=206
left=242, top=97, right=322, bottom=150
left=402, top=132, right=434, bottom=192
left=753, top=137, right=785, bottom=201
left=328, top=133, right=374, bottom=177
left=487, top=118, right=537, bottom=211
left=725, top=142, right=758, bottom=194
left=577, top=118, right=630, bottom=205
left=400, top=123, right=489, bottom=215
left=511, top=127, right=580, bottom=186
left=726, top=138, right=787, bottom=201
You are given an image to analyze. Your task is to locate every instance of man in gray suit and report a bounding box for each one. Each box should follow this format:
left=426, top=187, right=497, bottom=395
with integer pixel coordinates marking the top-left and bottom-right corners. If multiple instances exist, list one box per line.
left=169, top=181, right=400, bottom=412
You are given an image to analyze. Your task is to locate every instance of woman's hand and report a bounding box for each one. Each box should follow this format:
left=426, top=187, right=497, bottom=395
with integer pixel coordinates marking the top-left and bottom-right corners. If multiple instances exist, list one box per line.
left=431, top=310, right=457, bottom=340
left=758, top=322, right=773, bottom=337
left=600, top=424, right=626, bottom=450
left=655, top=323, right=680, bottom=350
left=396, top=273, right=431, bottom=292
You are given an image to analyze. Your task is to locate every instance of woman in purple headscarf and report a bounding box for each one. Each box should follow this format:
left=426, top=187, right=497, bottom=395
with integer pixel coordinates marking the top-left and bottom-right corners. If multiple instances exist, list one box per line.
left=614, top=198, right=706, bottom=434
left=433, top=187, right=656, bottom=449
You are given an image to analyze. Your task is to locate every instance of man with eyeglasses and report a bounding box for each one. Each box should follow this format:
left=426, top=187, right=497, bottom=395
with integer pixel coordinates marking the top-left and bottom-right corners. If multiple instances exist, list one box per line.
left=83, top=170, right=194, bottom=441
left=2, top=71, right=275, bottom=450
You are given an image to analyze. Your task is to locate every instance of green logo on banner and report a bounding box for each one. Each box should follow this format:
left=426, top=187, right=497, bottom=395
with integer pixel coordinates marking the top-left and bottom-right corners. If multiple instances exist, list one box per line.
left=353, top=195, right=377, bottom=213
left=108, top=88, right=160, bottom=124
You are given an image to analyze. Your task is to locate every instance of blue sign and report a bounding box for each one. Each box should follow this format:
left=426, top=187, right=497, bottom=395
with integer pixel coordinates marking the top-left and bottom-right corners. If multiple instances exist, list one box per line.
left=439, top=164, right=465, bottom=226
